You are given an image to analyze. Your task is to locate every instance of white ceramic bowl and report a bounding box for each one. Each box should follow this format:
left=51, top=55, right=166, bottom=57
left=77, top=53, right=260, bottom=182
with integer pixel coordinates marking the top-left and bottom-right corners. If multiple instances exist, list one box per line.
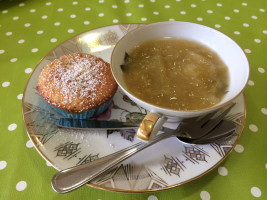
left=111, top=21, right=250, bottom=119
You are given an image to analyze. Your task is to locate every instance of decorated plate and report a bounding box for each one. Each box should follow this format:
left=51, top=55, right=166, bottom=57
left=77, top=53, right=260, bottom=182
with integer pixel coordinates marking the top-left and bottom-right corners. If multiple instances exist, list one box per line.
left=22, top=24, right=246, bottom=193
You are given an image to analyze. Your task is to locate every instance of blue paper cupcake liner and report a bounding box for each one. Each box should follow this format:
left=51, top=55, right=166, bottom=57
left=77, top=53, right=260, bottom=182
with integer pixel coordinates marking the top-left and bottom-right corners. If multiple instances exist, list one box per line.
left=49, top=98, right=113, bottom=119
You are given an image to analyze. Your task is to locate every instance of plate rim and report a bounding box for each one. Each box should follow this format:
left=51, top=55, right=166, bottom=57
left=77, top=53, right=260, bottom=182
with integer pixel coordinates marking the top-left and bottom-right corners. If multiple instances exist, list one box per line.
left=22, top=23, right=246, bottom=193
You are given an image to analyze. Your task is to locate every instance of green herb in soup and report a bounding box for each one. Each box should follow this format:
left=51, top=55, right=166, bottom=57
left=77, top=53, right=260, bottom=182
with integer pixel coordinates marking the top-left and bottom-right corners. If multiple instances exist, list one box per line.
left=122, top=38, right=229, bottom=111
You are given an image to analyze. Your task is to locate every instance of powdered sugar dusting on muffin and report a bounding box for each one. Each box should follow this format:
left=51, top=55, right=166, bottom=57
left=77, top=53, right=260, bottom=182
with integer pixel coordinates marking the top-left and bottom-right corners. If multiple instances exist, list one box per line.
left=37, top=53, right=118, bottom=112
left=54, top=55, right=102, bottom=99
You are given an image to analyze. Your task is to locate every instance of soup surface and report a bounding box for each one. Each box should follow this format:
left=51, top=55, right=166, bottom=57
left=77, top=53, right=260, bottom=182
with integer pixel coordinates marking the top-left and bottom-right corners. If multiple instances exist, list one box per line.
left=122, top=38, right=229, bottom=111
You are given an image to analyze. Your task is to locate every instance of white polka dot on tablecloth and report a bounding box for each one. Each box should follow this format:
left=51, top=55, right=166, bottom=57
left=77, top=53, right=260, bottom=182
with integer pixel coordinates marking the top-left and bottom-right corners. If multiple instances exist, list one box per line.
left=244, top=49, right=251, bottom=53
left=243, top=23, right=249, bottom=27
left=207, top=10, right=213, bottom=14
left=169, top=18, right=175, bottom=21
left=17, top=94, right=23, bottom=100
left=68, top=29, right=74, bottom=33
left=57, top=8, right=63, bottom=12
left=18, top=39, right=25, bottom=44
left=139, top=4, right=144, bottom=8
left=191, top=4, right=197, bottom=7
left=46, top=161, right=52, bottom=167
left=200, top=191, right=210, bottom=200
left=113, top=19, right=119, bottom=23
left=54, top=22, right=61, bottom=26
left=261, top=108, right=267, bottom=115
left=26, top=140, right=33, bottom=148
left=164, top=5, right=170, bottom=8
left=233, top=9, right=239, bottom=13
left=251, top=16, right=258, bottom=19
left=29, top=9, right=36, bottom=13
left=8, top=123, right=17, bottom=131
left=50, top=38, right=57, bottom=43
left=24, top=23, right=31, bottom=27
left=180, top=11, right=186, bottom=15
left=150, top=0, right=156, bottom=2
left=249, top=124, right=258, bottom=132
left=259, top=8, right=265, bottom=12
left=234, top=31, right=240, bottom=35
left=84, top=21, right=90, bottom=25
left=112, top=5, right=117, bottom=8
left=13, top=16, right=19, bottom=20
left=25, top=68, right=32, bottom=74
left=73, top=1, right=78, bottom=5
left=217, top=3, right=222, bottom=7
left=0, top=49, right=5, bottom=54
left=265, top=163, right=267, bottom=169
left=251, top=187, right=261, bottom=197
left=37, top=30, right=44, bottom=34
left=215, top=24, right=221, bottom=28
left=10, top=58, right=18, bottom=62
left=41, top=15, right=48, bottom=19
left=234, top=144, right=244, bottom=153
left=2, top=81, right=10, bottom=87
left=70, top=14, right=76, bottom=18
left=85, top=7, right=91, bottom=11
left=124, top=0, right=130, bottom=3
left=19, top=3, right=25, bottom=7
left=225, top=16, right=231, bottom=20
left=16, top=181, right=27, bottom=191
left=98, top=13, right=104, bottom=17
left=6, top=32, right=12, bottom=36
left=258, top=67, right=265, bottom=73
left=46, top=2, right=51, bottom=6
left=248, top=80, right=254, bottom=86
left=242, top=2, right=248, bottom=6
left=126, top=13, right=132, bottom=16
left=148, top=195, right=158, bottom=200
left=218, top=166, right=228, bottom=176
left=31, top=48, right=39, bottom=53
left=254, top=38, right=261, bottom=43
left=2, top=10, right=8, bottom=14
left=153, top=11, right=159, bottom=15
left=263, top=30, right=267, bottom=34
left=0, top=161, right=7, bottom=170
left=141, top=17, right=147, bottom=21
left=197, top=17, right=203, bottom=21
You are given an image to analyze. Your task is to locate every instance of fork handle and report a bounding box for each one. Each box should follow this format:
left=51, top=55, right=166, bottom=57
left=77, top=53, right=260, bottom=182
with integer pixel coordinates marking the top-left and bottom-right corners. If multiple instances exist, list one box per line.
left=51, top=132, right=173, bottom=193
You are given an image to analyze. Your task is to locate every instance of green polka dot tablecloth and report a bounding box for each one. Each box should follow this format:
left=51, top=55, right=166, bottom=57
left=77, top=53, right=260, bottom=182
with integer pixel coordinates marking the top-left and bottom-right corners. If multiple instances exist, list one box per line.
left=0, top=0, right=266, bottom=199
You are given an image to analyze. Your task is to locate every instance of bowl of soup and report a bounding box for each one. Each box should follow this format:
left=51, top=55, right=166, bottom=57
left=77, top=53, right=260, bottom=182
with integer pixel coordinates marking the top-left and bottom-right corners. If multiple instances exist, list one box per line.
left=111, top=21, right=249, bottom=120
left=111, top=21, right=250, bottom=141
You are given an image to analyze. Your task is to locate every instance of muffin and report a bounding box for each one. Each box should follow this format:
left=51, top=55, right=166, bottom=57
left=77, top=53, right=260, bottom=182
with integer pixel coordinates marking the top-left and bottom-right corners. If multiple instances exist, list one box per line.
left=37, top=53, right=118, bottom=119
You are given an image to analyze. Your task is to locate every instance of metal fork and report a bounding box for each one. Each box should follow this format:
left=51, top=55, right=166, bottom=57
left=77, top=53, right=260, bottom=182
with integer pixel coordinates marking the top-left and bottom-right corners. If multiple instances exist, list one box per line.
left=163, top=103, right=236, bottom=139
left=51, top=103, right=235, bottom=193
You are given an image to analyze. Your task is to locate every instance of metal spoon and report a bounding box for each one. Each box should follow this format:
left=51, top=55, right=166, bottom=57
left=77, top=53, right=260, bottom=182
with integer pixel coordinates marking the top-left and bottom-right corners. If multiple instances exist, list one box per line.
left=51, top=119, right=236, bottom=193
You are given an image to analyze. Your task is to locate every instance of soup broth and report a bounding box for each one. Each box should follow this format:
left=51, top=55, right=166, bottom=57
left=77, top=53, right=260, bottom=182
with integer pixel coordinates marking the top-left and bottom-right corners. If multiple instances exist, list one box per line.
left=122, top=38, right=229, bottom=111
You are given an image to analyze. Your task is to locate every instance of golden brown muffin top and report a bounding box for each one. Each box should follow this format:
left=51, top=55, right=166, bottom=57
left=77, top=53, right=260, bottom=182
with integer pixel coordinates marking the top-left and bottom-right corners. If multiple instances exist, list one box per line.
left=37, top=53, right=118, bottom=112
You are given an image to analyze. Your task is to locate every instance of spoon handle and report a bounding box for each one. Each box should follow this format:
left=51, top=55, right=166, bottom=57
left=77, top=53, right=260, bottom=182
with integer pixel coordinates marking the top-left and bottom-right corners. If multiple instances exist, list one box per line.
left=51, top=132, right=173, bottom=193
